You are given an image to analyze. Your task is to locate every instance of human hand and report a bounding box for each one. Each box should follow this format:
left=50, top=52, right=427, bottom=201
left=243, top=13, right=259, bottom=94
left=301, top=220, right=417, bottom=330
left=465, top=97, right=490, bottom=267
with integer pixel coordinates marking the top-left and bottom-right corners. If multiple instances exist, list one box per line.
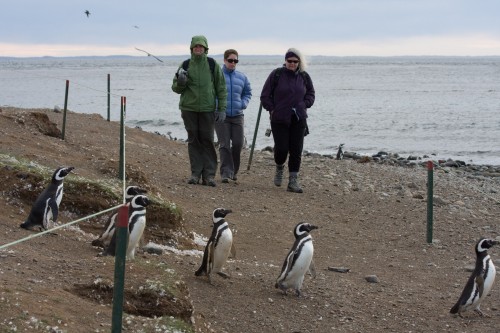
left=176, top=68, right=188, bottom=86
left=215, top=111, right=226, bottom=123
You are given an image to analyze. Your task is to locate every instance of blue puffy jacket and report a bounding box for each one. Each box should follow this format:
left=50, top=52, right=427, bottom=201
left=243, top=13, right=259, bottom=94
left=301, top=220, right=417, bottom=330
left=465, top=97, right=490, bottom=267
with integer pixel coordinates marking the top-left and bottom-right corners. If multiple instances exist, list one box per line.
left=222, top=65, right=252, bottom=117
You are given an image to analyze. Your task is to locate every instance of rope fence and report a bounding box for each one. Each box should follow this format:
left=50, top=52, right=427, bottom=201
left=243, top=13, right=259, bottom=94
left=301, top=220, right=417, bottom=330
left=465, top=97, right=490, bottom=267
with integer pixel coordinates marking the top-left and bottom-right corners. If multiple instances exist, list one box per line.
left=0, top=204, right=122, bottom=251
left=1, top=69, right=132, bottom=331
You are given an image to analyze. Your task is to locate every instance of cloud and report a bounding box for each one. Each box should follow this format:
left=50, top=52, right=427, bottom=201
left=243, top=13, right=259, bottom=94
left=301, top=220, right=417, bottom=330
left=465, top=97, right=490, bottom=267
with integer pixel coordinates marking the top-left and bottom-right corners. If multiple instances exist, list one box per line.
left=3, top=34, right=500, bottom=58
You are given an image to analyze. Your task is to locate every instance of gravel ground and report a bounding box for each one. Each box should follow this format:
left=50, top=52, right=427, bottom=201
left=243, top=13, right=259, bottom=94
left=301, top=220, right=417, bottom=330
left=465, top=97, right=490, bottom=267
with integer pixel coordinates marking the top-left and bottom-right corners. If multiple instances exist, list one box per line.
left=0, top=107, right=499, bottom=333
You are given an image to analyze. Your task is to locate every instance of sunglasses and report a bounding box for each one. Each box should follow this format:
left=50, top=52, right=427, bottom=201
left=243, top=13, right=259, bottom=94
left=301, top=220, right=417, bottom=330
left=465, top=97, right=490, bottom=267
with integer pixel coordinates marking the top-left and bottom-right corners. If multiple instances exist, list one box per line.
left=286, top=59, right=299, bottom=64
left=226, top=59, right=239, bottom=64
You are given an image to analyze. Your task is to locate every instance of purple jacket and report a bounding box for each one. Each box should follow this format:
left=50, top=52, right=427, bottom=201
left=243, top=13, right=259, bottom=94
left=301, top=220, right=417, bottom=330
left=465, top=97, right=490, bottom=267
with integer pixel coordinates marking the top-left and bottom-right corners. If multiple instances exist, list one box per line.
left=260, top=66, right=315, bottom=125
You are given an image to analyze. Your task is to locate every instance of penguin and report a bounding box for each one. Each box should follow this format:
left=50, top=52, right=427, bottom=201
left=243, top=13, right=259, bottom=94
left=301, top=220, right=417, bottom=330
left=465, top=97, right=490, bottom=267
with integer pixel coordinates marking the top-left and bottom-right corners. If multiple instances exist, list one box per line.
left=450, top=237, right=498, bottom=317
left=20, top=166, right=74, bottom=230
left=336, top=143, right=344, bottom=160
left=91, top=185, right=147, bottom=248
left=275, top=222, right=318, bottom=297
left=103, top=195, right=150, bottom=260
left=195, top=208, right=236, bottom=283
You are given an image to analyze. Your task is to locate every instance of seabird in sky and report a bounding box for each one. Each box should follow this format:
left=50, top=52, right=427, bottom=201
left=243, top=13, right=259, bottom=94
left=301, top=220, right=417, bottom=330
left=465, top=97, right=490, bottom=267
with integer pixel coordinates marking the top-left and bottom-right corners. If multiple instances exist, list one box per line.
left=84, top=10, right=90, bottom=17
left=135, top=47, right=164, bottom=63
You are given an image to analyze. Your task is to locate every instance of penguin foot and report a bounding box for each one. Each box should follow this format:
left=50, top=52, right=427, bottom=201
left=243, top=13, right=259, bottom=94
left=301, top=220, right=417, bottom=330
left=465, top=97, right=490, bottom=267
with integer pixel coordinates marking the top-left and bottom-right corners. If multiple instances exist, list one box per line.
left=295, top=289, right=302, bottom=297
left=275, top=282, right=288, bottom=295
left=474, top=309, right=486, bottom=317
left=91, top=239, right=105, bottom=248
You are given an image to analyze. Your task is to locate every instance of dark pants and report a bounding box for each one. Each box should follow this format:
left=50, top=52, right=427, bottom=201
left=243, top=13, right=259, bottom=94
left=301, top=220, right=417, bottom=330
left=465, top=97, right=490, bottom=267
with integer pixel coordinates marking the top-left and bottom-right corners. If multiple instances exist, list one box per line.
left=181, top=110, right=217, bottom=180
left=271, top=117, right=307, bottom=173
left=215, top=115, right=244, bottom=179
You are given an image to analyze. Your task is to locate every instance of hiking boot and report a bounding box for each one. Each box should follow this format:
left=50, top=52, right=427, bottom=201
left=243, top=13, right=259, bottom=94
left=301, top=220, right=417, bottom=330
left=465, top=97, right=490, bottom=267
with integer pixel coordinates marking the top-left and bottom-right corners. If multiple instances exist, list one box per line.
left=274, top=164, right=285, bottom=187
left=202, top=178, right=217, bottom=187
left=221, top=177, right=230, bottom=183
left=287, top=175, right=303, bottom=193
left=232, top=173, right=238, bottom=181
left=187, top=176, right=199, bottom=184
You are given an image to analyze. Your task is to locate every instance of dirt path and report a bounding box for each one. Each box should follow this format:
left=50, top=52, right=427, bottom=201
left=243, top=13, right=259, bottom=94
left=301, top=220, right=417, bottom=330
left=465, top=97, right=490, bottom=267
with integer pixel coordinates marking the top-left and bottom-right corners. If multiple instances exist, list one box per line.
left=1, top=107, right=499, bottom=332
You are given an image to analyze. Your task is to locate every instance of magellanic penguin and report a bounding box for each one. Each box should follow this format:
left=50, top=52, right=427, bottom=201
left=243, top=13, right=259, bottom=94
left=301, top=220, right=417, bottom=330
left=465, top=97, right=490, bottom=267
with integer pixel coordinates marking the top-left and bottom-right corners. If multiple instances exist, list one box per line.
left=91, top=185, right=147, bottom=248
left=450, top=237, right=498, bottom=317
left=103, top=194, right=150, bottom=260
left=195, top=208, right=236, bottom=283
left=20, top=166, right=74, bottom=230
left=275, top=222, right=318, bottom=297
left=336, top=143, right=344, bottom=160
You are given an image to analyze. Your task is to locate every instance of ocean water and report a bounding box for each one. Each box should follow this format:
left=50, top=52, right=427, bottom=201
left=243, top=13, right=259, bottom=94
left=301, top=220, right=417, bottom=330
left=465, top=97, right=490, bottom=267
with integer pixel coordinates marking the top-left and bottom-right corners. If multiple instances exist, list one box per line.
left=1, top=55, right=499, bottom=165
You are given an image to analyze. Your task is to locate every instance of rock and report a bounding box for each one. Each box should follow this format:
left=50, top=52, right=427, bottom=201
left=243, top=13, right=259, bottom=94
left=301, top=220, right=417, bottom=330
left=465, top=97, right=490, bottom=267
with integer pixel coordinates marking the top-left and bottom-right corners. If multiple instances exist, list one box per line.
left=328, top=267, right=350, bottom=273
left=365, top=275, right=379, bottom=283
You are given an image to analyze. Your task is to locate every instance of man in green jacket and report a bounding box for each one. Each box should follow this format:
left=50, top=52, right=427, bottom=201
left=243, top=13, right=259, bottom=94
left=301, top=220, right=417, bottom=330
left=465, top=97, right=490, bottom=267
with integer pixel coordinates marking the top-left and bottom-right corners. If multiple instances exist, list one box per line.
left=172, top=35, right=227, bottom=186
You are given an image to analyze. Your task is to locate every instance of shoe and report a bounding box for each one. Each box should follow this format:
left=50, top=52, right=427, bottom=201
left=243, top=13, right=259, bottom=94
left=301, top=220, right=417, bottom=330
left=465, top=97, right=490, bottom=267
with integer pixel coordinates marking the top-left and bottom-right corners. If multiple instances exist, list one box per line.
left=188, top=176, right=199, bottom=184
left=221, top=177, right=229, bottom=183
left=232, top=174, right=238, bottom=181
left=287, top=175, right=303, bottom=193
left=274, top=164, right=284, bottom=187
left=202, top=178, right=216, bottom=187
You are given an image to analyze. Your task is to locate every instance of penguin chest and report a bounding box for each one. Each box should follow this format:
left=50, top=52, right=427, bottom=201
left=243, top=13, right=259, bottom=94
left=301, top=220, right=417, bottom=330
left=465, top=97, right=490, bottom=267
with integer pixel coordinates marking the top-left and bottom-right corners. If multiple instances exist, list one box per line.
left=42, top=198, right=54, bottom=229
left=283, top=242, right=314, bottom=288
left=481, top=257, right=496, bottom=299
left=211, top=229, right=233, bottom=272
left=55, top=184, right=64, bottom=207
left=127, top=215, right=146, bottom=259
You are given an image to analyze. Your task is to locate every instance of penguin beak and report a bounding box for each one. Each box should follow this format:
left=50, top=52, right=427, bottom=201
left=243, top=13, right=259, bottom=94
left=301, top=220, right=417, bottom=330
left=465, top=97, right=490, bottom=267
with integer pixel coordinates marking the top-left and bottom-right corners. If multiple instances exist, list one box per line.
left=308, top=224, right=318, bottom=231
left=224, top=209, right=233, bottom=215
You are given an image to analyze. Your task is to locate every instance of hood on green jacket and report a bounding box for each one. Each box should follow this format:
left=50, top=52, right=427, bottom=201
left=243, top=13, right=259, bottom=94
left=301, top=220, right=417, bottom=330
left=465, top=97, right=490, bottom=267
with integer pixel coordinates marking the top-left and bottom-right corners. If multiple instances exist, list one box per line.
left=190, top=35, right=209, bottom=53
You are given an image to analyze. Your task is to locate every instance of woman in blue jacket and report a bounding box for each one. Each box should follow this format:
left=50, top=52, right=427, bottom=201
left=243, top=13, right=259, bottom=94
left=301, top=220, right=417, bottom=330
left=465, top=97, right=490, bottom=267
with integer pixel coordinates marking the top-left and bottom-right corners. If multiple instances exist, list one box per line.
left=215, top=49, right=252, bottom=183
left=260, top=48, right=315, bottom=193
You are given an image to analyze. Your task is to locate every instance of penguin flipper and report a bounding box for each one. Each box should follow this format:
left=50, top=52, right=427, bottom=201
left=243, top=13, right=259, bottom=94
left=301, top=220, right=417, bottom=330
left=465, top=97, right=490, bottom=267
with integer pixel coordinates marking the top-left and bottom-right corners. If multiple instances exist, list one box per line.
left=103, top=232, right=117, bottom=256
left=475, top=275, right=485, bottom=297
left=308, top=259, right=317, bottom=278
left=195, top=243, right=211, bottom=276
left=49, top=198, right=59, bottom=223
left=450, top=301, right=461, bottom=314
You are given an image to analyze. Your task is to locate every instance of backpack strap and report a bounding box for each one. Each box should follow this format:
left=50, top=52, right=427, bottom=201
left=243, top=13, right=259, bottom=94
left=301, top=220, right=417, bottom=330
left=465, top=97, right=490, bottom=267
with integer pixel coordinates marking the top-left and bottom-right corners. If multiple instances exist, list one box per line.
left=182, top=57, right=216, bottom=79
left=207, top=57, right=215, bottom=76
left=270, top=67, right=283, bottom=98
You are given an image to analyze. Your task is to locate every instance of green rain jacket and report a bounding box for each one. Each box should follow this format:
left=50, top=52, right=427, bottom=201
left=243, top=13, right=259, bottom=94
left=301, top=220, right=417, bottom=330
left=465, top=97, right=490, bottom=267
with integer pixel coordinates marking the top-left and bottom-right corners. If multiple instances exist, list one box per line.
left=171, top=35, right=227, bottom=113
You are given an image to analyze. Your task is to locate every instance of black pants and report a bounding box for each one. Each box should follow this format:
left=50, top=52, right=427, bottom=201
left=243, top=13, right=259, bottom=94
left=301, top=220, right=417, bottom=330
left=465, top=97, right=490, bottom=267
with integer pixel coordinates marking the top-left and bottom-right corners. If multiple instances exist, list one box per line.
left=271, top=117, right=307, bottom=173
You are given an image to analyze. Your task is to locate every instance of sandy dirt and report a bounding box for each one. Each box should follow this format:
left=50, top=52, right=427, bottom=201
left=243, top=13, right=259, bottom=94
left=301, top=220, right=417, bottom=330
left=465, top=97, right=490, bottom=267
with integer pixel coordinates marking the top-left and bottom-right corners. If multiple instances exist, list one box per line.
left=0, top=107, right=500, bottom=333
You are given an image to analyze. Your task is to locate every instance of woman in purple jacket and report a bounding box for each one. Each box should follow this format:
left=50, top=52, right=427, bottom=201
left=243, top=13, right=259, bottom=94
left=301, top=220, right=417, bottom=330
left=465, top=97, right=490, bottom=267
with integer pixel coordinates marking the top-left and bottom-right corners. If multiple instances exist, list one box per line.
left=260, top=48, right=315, bottom=193
left=215, top=49, right=252, bottom=183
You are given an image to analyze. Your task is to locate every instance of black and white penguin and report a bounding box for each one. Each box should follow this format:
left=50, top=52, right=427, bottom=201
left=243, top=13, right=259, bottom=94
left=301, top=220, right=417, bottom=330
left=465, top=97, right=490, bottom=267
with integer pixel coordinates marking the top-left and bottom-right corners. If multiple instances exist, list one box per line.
left=91, top=185, right=147, bottom=248
left=20, top=166, right=74, bottom=230
left=336, top=143, right=344, bottom=160
left=275, top=222, right=318, bottom=297
left=195, top=208, right=236, bottom=283
left=103, top=194, right=150, bottom=260
left=450, top=237, right=498, bottom=317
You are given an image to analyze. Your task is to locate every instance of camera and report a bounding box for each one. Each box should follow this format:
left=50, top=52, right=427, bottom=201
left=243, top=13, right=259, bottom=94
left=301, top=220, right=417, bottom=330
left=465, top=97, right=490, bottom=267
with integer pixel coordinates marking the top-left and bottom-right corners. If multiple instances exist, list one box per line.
left=265, top=128, right=272, bottom=137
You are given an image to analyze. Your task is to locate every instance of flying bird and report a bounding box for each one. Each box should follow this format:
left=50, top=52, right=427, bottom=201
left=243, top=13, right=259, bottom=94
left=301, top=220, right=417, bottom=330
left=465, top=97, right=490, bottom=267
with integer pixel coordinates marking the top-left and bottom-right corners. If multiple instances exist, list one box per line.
left=135, top=47, right=163, bottom=63
left=84, top=10, right=91, bottom=18
left=133, top=25, right=140, bottom=29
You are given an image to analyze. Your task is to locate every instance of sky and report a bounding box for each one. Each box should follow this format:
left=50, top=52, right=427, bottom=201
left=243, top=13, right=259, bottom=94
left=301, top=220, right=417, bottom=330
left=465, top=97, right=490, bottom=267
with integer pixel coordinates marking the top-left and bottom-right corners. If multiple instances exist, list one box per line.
left=1, top=0, right=500, bottom=57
